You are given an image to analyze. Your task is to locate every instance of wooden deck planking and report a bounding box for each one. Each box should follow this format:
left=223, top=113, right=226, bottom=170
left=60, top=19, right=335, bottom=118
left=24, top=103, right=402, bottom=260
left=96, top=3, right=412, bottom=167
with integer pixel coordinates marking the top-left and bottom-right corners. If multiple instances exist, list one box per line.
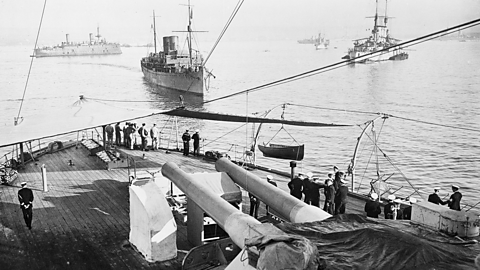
left=1, top=144, right=374, bottom=269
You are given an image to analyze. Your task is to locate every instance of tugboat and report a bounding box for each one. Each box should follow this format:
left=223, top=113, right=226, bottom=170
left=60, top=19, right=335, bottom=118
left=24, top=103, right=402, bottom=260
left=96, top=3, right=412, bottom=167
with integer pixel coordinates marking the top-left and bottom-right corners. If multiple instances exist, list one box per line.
left=141, top=3, right=212, bottom=96
left=33, top=27, right=122, bottom=57
left=342, top=0, right=408, bottom=63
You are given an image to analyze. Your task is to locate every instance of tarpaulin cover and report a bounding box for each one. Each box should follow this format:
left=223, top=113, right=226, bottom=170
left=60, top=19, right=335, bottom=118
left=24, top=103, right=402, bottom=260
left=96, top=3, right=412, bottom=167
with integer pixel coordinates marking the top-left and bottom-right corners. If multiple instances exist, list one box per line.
left=276, top=214, right=480, bottom=270
left=245, top=234, right=319, bottom=270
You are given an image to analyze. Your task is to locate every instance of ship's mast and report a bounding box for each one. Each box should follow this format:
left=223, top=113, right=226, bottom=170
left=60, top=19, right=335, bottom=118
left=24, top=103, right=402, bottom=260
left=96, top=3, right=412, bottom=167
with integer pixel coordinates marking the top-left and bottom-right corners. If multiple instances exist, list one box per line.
left=373, top=0, right=379, bottom=43
left=187, top=0, right=193, bottom=66
left=153, top=10, right=157, bottom=54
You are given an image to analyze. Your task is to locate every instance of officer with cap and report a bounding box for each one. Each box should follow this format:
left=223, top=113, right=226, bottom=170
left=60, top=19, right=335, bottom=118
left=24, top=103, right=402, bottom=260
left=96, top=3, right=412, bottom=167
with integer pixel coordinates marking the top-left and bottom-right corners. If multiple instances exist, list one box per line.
left=288, top=173, right=303, bottom=200
left=364, top=193, right=382, bottom=218
left=323, top=177, right=335, bottom=214
left=427, top=187, right=447, bottom=205
left=447, top=185, right=462, bottom=211
left=192, top=129, right=201, bottom=156
left=182, top=129, right=191, bottom=156
left=18, top=182, right=34, bottom=230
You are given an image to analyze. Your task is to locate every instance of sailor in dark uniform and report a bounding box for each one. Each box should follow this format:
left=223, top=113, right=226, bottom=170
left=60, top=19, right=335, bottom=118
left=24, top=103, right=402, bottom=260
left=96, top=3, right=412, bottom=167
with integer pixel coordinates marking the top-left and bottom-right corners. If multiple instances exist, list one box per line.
left=323, top=177, right=335, bottom=214
left=334, top=177, right=349, bottom=215
left=181, top=129, right=191, bottom=156
left=427, top=187, right=447, bottom=205
left=364, top=193, right=382, bottom=218
left=288, top=173, right=304, bottom=200
left=447, top=185, right=462, bottom=211
left=18, top=182, right=34, bottom=230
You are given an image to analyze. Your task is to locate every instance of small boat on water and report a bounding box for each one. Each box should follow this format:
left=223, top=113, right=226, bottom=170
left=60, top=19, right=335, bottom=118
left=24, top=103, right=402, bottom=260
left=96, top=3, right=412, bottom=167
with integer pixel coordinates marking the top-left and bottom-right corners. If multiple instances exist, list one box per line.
left=33, top=27, right=122, bottom=57
left=342, top=0, right=408, bottom=63
left=258, top=143, right=304, bottom=161
left=141, top=4, right=211, bottom=96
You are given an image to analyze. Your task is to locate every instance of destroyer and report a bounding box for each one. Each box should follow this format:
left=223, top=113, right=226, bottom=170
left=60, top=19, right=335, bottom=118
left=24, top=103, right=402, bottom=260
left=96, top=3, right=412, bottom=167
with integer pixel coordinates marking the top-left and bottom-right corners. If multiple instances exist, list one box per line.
left=33, top=26, right=122, bottom=57
left=342, top=0, right=408, bottom=63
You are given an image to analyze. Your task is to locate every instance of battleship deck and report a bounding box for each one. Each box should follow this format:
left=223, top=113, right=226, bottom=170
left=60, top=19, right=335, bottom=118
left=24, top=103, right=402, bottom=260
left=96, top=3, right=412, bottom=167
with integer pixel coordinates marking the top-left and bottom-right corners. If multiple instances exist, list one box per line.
left=0, top=144, right=370, bottom=269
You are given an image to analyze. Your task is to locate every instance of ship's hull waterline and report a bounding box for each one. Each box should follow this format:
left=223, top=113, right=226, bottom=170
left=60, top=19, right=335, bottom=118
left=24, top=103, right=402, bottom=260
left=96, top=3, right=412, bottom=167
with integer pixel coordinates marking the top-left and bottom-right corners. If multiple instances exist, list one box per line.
left=34, top=44, right=122, bottom=57
left=141, top=66, right=204, bottom=96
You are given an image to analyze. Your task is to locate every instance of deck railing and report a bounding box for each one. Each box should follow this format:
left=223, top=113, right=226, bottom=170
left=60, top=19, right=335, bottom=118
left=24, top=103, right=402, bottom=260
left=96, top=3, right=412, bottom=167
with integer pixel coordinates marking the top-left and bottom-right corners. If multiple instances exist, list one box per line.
left=2, top=128, right=479, bottom=214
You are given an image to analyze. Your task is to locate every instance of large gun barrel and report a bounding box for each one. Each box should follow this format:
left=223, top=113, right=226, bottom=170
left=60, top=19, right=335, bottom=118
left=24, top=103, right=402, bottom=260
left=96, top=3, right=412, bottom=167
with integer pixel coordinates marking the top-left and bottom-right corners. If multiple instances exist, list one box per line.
left=161, top=162, right=261, bottom=248
left=215, top=158, right=331, bottom=223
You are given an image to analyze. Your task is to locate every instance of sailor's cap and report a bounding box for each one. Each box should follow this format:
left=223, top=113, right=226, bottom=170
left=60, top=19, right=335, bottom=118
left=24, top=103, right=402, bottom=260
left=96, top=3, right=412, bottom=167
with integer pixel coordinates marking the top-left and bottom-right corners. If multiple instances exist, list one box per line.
left=195, top=129, right=199, bottom=132
left=387, top=194, right=396, bottom=201
left=409, top=197, right=417, bottom=203
left=266, top=175, right=273, bottom=180
left=434, top=187, right=441, bottom=191
left=370, top=193, right=378, bottom=200
left=452, top=184, right=460, bottom=189
left=306, top=172, right=314, bottom=178
left=21, top=182, right=27, bottom=186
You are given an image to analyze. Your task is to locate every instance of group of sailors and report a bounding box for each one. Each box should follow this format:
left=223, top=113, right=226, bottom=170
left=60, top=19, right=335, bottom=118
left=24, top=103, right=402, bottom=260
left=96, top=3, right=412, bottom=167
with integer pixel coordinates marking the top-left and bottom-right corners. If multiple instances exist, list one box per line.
left=365, top=184, right=463, bottom=220
left=427, top=185, right=462, bottom=211
left=105, top=124, right=202, bottom=156
left=287, top=166, right=349, bottom=215
left=104, top=122, right=160, bottom=151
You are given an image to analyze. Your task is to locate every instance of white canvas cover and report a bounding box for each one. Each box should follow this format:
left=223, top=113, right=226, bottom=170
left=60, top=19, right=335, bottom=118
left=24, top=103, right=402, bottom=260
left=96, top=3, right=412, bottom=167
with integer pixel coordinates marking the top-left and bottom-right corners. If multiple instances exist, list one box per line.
left=129, top=179, right=177, bottom=262
left=0, top=97, right=168, bottom=147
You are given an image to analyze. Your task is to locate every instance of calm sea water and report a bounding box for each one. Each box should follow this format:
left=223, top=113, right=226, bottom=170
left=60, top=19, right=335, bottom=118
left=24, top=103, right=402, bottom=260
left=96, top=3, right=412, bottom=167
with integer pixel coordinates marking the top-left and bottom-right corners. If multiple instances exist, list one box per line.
left=0, top=39, right=479, bottom=206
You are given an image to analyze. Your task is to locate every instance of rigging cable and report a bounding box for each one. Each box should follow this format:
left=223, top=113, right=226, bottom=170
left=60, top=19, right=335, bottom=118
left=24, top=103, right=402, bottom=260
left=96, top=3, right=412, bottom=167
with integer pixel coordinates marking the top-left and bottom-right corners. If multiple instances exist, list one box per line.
left=84, top=95, right=480, bottom=133
left=388, top=114, right=480, bottom=133
left=201, top=18, right=480, bottom=105
left=203, top=0, right=245, bottom=66
left=16, top=0, right=48, bottom=124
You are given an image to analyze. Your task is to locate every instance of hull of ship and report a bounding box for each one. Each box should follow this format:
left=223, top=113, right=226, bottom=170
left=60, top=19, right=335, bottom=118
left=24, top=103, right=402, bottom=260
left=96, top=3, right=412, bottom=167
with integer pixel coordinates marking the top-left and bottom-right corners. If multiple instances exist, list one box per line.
left=141, top=66, right=204, bottom=96
left=34, top=44, right=122, bottom=57
left=346, top=49, right=406, bottom=64
left=315, top=44, right=329, bottom=50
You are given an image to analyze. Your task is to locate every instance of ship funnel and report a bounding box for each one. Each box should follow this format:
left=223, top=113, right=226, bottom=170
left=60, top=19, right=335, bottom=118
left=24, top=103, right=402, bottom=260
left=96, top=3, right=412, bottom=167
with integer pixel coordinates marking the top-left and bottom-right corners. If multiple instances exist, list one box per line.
left=163, top=36, right=178, bottom=55
left=65, top=34, right=69, bottom=44
left=89, top=33, right=93, bottom=43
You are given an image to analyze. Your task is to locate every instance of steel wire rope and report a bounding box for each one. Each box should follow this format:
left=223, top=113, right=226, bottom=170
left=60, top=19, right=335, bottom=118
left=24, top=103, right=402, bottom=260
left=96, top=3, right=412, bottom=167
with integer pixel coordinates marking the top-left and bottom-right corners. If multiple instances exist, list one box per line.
left=355, top=123, right=379, bottom=194
left=355, top=116, right=388, bottom=194
left=388, top=114, right=480, bottom=133
left=203, top=0, right=245, bottom=66
left=201, top=18, right=480, bottom=105
left=16, top=0, right=48, bottom=123
left=362, top=127, right=423, bottom=198
left=286, top=103, right=380, bottom=116
left=202, top=123, right=247, bottom=148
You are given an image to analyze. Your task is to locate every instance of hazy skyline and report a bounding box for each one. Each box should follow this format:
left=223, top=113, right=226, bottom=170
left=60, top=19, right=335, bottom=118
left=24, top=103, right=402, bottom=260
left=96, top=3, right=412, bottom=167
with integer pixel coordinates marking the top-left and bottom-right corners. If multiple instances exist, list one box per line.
left=1, top=0, right=479, bottom=46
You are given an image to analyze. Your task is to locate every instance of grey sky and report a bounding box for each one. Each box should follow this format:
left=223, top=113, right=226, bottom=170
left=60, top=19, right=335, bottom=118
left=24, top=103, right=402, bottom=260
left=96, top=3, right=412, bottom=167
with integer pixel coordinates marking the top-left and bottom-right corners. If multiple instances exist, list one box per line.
left=1, top=0, right=479, bottom=46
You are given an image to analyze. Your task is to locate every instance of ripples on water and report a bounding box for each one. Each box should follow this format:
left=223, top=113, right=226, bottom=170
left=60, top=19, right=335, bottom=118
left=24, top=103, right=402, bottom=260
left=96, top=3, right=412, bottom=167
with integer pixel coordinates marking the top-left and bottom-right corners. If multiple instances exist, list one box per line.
left=0, top=39, right=479, bottom=205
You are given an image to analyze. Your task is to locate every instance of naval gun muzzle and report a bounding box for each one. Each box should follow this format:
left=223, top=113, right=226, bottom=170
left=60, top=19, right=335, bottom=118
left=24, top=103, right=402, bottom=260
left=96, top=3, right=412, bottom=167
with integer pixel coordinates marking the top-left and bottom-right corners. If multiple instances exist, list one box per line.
left=215, top=157, right=331, bottom=223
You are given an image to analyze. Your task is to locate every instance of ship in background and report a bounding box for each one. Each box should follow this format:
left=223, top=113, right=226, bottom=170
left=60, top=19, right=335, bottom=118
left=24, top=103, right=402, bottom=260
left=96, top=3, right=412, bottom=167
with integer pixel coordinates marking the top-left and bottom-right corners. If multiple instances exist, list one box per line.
left=297, top=35, right=318, bottom=44
left=141, top=3, right=211, bottom=96
left=314, top=33, right=330, bottom=50
left=342, top=0, right=408, bottom=63
left=33, top=27, right=122, bottom=57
